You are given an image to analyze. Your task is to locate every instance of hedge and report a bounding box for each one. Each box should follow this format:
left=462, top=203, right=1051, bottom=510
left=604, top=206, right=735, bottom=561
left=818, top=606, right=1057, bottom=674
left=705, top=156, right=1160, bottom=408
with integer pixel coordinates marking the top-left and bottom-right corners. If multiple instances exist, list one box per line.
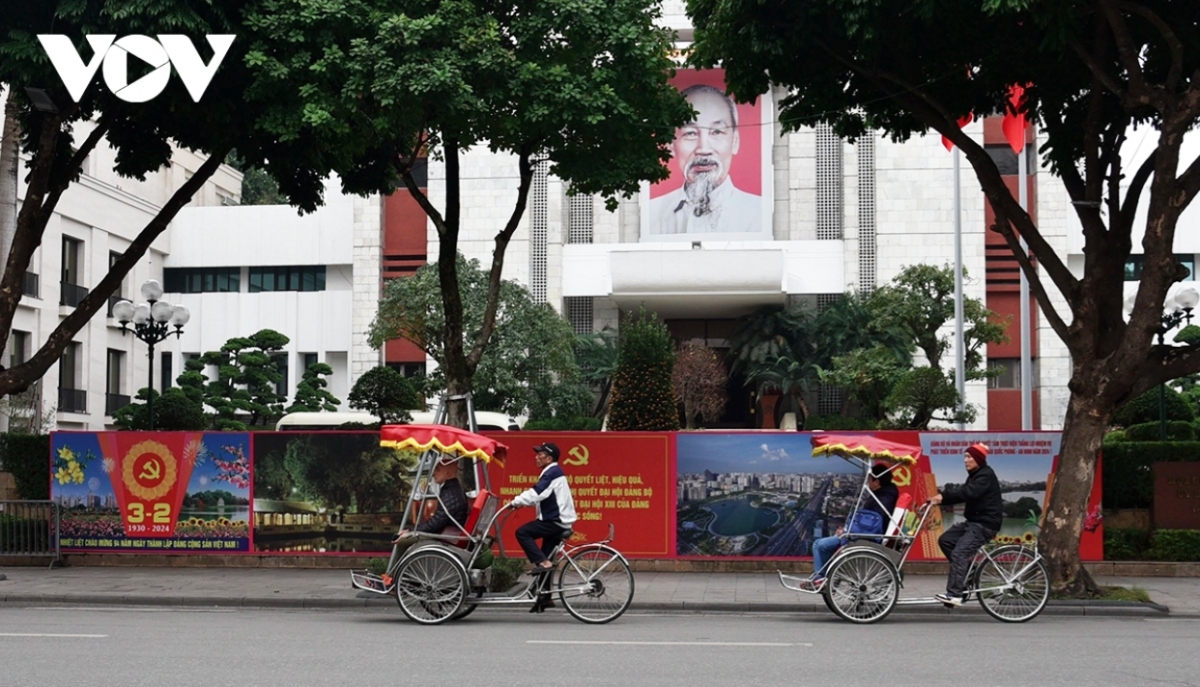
left=1124, top=420, right=1196, bottom=442
left=1104, top=528, right=1200, bottom=561
left=0, top=434, right=50, bottom=500
left=1101, top=441, right=1200, bottom=509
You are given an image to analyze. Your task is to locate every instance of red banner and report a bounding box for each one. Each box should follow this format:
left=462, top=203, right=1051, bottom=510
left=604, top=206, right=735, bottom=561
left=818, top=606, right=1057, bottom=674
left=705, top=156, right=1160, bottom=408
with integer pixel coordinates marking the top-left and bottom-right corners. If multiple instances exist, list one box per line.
left=98, top=432, right=202, bottom=538
left=489, top=433, right=673, bottom=557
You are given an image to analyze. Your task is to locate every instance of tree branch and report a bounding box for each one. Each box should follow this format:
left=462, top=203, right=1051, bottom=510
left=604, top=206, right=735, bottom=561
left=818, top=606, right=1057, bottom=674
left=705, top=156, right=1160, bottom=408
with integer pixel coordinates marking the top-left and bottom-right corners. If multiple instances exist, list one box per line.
left=1119, top=150, right=1157, bottom=232
left=1098, top=0, right=1159, bottom=109
left=467, top=148, right=534, bottom=370
left=1118, top=0, right=1184, bottom=95
left=0, top=148, right=231, bottom=398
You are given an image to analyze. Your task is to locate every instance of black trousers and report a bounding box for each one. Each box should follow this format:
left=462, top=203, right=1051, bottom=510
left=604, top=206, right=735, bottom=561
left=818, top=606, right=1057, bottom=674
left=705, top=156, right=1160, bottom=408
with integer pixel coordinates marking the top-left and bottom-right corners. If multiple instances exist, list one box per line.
left=938, top=521, right=997, bottom=596
left=516, top=519, right=566, bottom=565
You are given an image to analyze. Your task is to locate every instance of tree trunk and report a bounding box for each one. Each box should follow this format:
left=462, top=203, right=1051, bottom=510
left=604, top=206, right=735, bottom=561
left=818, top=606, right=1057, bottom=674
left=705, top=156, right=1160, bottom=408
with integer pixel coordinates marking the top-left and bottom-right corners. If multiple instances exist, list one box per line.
left=1039, top=367, right=1108, bottom=596
left=0, top=88, right=18, bottom=301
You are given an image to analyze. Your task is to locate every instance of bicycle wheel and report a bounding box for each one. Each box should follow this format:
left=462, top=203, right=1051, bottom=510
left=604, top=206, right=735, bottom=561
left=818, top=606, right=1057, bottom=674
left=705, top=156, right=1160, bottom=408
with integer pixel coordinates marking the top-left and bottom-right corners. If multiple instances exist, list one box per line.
left=394, top=548, right=468, bottom=625
left=556, top=545, right=635, bottom=624
left=973, top=546, right=1049, bottom=623
left=824, top=551, right=899, bottom=624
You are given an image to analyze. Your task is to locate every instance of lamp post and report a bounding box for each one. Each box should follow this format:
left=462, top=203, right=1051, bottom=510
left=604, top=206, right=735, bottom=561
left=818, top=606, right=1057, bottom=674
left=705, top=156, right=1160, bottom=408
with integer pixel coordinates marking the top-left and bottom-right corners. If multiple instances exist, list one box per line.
left=1152, top=287, right=1200, bottom=441
left=111, top=280, right=190, bottom=430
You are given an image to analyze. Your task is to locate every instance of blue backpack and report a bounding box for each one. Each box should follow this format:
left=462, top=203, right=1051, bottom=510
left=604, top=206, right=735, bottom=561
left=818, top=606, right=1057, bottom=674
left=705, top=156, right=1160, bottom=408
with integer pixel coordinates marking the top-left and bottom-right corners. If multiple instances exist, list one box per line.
left=847, top=509, right=885, bottom=537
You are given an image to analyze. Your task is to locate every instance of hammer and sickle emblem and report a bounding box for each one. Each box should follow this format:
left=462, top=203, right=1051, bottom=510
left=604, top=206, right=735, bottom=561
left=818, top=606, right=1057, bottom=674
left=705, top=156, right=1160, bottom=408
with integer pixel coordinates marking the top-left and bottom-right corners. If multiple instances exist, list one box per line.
left=139, top=458, right=162, bottom=482
left=892, top=465, right=912, bottom=487
left=564, top=445, right=589, bottom=466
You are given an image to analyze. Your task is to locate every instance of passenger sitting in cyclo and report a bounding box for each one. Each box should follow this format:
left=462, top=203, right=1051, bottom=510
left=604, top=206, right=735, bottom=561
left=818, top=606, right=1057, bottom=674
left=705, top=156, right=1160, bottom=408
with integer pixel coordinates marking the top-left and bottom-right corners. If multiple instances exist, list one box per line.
left=506, top=442, right=577, bottom=613
left=391, top=453, right=469, bottom=556
left=801, top=462, right=899, bottom=592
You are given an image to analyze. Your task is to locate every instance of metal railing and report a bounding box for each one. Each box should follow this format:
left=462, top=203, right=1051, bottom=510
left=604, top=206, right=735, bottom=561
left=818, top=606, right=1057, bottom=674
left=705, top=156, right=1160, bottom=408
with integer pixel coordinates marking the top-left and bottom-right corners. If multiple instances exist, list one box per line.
left=60, top=281, right=88, bottom=307
left=58, top=387, right=87, bottom=414
left=106, top=392, right=131, bottom=416
left=0, top=500, right=62, bottom=569
left=22, top=271, right=40, bottom=299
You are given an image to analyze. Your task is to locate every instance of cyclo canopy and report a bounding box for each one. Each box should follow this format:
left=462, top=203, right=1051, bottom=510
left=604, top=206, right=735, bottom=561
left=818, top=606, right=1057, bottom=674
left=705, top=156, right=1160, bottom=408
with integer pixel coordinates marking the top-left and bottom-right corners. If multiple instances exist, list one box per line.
left=810, top=433, right=922, bottom=467
left=379, top=423, right=508, bottom=466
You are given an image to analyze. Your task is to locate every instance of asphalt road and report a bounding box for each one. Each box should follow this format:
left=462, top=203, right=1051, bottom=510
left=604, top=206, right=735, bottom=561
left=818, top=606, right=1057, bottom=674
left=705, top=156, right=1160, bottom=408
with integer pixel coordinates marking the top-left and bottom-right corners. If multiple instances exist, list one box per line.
left=2, top=606, right=1197, bottom=687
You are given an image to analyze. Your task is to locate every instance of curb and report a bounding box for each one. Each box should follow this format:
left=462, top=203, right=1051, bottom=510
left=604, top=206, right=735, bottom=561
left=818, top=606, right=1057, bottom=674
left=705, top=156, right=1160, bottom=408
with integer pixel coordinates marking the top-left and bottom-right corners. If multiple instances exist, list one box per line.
left=0, top=593, right=1171, bottom=617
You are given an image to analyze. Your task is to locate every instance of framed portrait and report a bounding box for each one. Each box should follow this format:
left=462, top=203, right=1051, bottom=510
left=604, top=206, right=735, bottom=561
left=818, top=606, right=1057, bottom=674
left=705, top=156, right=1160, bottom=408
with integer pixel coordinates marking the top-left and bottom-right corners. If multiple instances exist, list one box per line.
left=641, top=68, right=774, bottom=241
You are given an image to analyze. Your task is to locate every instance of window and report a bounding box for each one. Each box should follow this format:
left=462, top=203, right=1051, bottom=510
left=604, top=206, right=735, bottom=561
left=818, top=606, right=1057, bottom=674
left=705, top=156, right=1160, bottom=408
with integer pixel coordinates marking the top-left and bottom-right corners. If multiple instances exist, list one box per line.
left=161, top=351, right=173, bottom=390
left=989, top=358, right=1040, bottom=389
left=248, top=266, right=326, bottom=292
left=1125, top=254, right=1195, bottom=281
left=302, top=353, right=319, bottom=373
left=164, top=267, right=240, bottom=293
left=108, top=251, right=125, bottom=299
left=106, top=349, right=124, bottom=395
left=6, top=330, right=29, bottom=369
left=106, top=349, right=129, bottom=415
left=387, top=362, right=426, bottom=378
left=275, top=354, right=289, bottom=398
left=60, top=237, right=87, bottom=307
left=58, top=342, right=86, bottom=413
left=61, top=237, right=82, bottom=285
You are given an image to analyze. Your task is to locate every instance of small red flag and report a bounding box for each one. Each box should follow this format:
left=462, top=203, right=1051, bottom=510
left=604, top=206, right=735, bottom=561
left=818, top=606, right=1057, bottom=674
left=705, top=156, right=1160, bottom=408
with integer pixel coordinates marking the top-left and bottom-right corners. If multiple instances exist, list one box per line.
left=941, top=114, right=974, bottom=152
left=1002, top=84, right=1028, bottom=155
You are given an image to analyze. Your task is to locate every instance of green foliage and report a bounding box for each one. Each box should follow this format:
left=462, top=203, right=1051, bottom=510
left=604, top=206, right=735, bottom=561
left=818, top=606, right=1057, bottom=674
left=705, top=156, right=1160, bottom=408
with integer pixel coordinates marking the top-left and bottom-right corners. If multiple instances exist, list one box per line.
left=370, top=256, right=592, bottom=420
left=1174, top=324, right=1200, bottom=346
left=281, top=436, right=417, bottom=513
left=178, top=329, right=291, bottom=429
left=489, top=555, right=526, bottom=592
left=0, top=433, right=50, bottom=500
left=607, top=308, right=679, bottom=431
left=112, top=388, right=209, bottom=431
left=1104, top=528, right=1200, bottom=562
left=522, top=417, right=604, bottom=431
left=867, top=264, right=1007, bottom=380
left=1147, top=530, right=1200, bottom=562
left=1124, top=421, right=1196, bottom=442
left=1113, top=387, right=1195, bottom=427
left=1101, top=442, right=1200, bottom=509
left=0, top=0, right=375, bottom=400
left=673, top=344, right=728, bottom=429
left=347, top=366, right=420, bottom=424
left=287, top=363, right=341, bottom=414
left=820, top=345, right=909, bottom=421
left=884, top=366, right=976, bottom=430
left=1102, top=527, right=1152, bottom=560
left=243, top=0, right=690, bottom=206
left=575, top=330, right=620, bottom=418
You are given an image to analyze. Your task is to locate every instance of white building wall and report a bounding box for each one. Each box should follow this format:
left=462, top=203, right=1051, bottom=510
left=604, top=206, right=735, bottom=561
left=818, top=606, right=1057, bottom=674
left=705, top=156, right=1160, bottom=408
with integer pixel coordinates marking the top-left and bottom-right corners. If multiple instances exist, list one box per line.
left=7, top=113, right=241, bottom=430
left=165, top=181, right=372, bottom=406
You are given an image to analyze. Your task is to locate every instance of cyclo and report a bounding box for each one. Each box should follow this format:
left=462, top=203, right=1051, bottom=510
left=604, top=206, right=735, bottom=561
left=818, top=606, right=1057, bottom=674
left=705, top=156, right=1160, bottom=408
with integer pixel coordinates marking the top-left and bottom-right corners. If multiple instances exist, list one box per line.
left=351, top=424, right=635, bottom=624
left=778, top=434, right=1050, bottom=624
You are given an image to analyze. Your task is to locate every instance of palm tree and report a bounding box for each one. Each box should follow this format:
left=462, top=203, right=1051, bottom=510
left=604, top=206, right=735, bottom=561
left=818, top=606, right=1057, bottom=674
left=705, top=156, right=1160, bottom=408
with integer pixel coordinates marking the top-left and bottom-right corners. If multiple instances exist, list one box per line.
left=575, top=329, right=619, bottom=418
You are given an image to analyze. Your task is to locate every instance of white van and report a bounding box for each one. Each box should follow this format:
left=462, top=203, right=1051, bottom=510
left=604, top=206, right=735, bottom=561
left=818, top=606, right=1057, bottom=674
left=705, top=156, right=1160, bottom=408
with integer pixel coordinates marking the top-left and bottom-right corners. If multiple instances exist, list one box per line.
left=274, top=410, right=522, bottom=431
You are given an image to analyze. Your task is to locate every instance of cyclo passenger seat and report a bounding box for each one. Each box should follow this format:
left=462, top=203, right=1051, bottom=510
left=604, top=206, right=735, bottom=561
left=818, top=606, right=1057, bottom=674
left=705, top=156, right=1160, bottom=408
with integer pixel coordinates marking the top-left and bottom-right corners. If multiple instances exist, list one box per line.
left=439, top=489, right=498, bottom=549
left=883, top=492, right=914, bottom=550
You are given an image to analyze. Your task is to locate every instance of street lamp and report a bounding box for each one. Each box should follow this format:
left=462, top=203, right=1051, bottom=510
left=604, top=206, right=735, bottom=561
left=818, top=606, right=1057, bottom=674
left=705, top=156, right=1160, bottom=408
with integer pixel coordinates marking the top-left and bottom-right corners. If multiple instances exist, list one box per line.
left=1151, top=287, right=1200, bottom=440
left=112, top=280, right=190, bottom=430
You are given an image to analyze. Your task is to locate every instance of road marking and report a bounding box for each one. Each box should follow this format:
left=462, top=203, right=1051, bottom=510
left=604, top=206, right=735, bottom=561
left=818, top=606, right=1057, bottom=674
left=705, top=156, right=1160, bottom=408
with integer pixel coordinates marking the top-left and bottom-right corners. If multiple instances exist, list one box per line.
left=0, top=633, right=107, bottom=638
left=528, top=640, right=808, bottom=647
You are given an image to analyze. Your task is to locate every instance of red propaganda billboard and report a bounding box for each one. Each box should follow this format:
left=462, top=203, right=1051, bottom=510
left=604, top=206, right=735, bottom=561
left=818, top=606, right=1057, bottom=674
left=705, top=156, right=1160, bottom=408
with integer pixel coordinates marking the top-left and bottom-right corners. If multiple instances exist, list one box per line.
left=675, top=430, right=1102, bottom=562
left=490, top=433, right=673, bottom=557
left=50, top=432, right=252, bottom=552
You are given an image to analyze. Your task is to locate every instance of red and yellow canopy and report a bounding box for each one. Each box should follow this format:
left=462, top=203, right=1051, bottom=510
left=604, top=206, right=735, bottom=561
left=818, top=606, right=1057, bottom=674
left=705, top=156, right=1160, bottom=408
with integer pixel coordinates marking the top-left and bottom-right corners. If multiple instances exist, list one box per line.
left=811, top=433, right=922, bottom=466
left=380, top=424, right=508, bottom=466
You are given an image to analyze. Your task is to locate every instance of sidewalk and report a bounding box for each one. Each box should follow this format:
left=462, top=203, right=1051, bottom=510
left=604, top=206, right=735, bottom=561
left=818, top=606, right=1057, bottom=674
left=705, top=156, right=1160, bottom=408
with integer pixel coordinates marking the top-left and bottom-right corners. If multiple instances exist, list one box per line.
left=1, top=565, right=1195, bottom=617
